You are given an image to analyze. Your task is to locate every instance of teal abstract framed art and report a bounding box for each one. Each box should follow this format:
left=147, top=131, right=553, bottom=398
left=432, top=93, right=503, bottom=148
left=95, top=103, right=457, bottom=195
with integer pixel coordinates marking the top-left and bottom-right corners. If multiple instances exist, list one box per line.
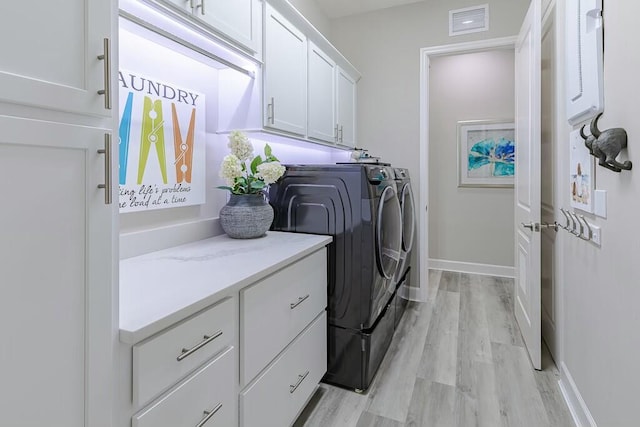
left=457, top=119, right=515, bottom=188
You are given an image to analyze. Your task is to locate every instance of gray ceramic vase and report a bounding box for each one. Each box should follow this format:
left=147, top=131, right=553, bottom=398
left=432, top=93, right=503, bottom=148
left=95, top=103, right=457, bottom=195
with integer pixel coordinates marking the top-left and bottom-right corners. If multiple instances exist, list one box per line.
left=219, top=193, right=274, bottom=239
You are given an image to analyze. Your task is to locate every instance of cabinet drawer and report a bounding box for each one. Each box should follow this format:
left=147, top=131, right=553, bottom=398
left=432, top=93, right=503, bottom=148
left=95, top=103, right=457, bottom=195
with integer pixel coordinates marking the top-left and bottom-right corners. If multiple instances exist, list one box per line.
left=241, top=249, right=327, bottom=385
left=133, top=347, right=237, bottom=427
left=240, top=313, right=327, bottom=427
left=133, top=297, right=236, bottom=406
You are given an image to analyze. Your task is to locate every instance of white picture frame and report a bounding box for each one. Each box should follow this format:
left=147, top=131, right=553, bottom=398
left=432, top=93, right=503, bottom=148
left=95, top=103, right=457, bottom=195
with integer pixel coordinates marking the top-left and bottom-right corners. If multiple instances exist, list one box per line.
left=569, top=128, right=595, bottom=213
left=457, top=120, right=515, bottom=188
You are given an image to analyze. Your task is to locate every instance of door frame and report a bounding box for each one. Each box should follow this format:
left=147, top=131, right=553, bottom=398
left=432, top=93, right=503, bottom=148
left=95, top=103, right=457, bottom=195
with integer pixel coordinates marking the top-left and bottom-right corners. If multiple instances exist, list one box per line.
left=418, top=36, right=517, bottom=298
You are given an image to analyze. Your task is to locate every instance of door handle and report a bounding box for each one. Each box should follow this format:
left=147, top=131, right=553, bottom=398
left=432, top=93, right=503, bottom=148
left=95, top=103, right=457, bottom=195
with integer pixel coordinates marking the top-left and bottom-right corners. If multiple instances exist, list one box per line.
left=540, top=222, right=559, bottom=232
left=521, top=222, right=539, bottom=231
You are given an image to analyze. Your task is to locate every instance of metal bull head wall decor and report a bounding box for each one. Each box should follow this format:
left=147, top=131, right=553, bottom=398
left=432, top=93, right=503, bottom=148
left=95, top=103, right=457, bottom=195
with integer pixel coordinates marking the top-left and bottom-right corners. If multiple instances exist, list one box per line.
left=580, top=113, right=632, bottom=172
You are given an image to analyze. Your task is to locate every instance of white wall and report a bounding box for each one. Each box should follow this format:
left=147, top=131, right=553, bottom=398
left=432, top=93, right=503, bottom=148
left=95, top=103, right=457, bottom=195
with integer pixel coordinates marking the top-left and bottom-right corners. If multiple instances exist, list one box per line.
left=554, top=2, right=640, bottom=426
left=429, top=50, right=515, bottom=268
left=288, top=0, right=331, bottom=37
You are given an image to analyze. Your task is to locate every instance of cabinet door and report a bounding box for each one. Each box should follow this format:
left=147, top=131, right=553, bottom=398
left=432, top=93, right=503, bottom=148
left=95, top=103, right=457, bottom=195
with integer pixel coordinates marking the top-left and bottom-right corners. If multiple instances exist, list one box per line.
left=336, top=67, right=357, bottom=147
left=264, top=4, right=307, bottom=136
left=0, top=116, right=114, bottom=427
left=307, top=42, right=337, bottom=143
left=194, top=0, right=261, bottom=53
left=0, top=0, right=113, bottom=117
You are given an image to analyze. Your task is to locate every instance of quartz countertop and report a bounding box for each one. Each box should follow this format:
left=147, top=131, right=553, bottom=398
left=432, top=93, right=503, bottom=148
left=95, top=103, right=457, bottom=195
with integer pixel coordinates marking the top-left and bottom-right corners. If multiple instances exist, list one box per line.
left=119, top=231, right=332, bottom=344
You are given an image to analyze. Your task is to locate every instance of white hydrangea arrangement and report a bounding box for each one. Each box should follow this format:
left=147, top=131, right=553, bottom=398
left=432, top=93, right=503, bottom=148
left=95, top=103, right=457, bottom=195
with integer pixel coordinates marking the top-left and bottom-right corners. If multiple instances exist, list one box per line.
left=218, top=130, right=286, bottom=194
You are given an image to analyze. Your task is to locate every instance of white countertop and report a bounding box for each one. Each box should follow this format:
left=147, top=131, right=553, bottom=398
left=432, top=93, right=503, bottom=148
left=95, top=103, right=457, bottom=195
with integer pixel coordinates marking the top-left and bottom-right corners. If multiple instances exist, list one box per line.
left=119, top=231, right=332, bottom=344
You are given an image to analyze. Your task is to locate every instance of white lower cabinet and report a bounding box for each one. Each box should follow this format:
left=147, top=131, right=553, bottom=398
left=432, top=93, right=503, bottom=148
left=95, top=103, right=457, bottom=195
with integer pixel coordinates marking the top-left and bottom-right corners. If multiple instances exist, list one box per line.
left=241, top=249, right=327, bottom=385
left=239, top=249, right=328, bottom=427
left=133, top=347, right=237, bottom=427
left=133, top=297, right=236, bottom=407
left=119, top=242, right=330, bottom=427
left=240, top=313, right=327, bottom=427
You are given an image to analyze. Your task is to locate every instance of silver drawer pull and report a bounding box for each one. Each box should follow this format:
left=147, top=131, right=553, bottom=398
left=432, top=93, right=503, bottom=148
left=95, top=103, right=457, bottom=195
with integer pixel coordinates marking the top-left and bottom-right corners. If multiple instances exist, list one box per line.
left=289, top=370, right=310, bottom=394
left=177, top=330, right=223, bottom=361
left=196, top=403, right=222, bottom=427
left=290, top=294, right=310, bottom=309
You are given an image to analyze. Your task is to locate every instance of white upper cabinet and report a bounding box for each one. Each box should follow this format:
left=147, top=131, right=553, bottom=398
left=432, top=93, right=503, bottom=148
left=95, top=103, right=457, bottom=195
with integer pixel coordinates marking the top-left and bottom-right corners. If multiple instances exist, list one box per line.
left=262, top=0, right=360, bottom=146
left=264, top=4, right=307, bottom=136
left=307, top=42, right=337, bottom=143
left=337, top=67, right=357, bottom=147
left=0, top=0, right=113, bottom=116
left=164, top=0, right=261, bottom=54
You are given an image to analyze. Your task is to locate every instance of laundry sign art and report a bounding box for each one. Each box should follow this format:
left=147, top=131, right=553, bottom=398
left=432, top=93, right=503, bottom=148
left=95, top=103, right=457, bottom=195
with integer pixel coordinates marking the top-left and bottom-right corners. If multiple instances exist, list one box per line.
left=118, top=70, right=206, bottom=212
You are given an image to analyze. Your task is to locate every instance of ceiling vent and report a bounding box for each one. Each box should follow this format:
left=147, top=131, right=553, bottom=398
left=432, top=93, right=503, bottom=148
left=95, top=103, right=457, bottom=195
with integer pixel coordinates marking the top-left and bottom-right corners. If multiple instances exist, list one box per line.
left=449, top=4, right=489, bottom=36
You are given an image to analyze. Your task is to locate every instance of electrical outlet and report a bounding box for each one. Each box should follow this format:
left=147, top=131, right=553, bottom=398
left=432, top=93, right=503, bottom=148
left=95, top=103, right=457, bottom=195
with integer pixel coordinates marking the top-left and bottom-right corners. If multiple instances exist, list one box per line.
left=589, top=223, right=601, bottom=246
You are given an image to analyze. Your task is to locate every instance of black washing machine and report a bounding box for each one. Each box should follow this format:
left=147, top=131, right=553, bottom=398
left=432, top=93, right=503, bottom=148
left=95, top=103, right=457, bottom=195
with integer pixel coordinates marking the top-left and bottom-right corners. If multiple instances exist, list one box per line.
left=392, top=167, right=416, bottom=327
left=269, top=163, right=402, bottom=391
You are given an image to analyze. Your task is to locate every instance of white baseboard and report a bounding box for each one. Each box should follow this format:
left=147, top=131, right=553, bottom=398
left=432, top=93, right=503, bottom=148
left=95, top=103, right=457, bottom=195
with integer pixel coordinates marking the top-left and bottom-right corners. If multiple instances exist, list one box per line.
left=120, top=218, right=222, bottom=259
left=428, top=258, right=515, bottom=278
left=558, top=362, right=597, bottom=427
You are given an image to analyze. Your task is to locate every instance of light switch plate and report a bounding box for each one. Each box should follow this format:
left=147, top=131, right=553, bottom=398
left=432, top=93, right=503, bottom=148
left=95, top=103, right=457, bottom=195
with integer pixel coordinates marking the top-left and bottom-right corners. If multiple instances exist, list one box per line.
left=590, top=223, right=602, bottom=246
left=594, top=190, right=607, bottom=218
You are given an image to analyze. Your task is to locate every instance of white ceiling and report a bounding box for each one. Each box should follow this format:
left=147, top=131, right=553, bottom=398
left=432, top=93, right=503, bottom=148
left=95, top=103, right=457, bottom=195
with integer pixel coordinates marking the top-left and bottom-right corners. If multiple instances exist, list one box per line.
left=314, top=0, right=427, bottom=19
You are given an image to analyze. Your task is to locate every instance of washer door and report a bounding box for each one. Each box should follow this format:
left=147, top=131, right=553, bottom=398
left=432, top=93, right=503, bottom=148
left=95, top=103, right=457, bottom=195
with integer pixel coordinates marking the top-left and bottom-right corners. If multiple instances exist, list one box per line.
left=400, top=182, right=416, bottom=253
left=376, top=185, right=403, bottom=279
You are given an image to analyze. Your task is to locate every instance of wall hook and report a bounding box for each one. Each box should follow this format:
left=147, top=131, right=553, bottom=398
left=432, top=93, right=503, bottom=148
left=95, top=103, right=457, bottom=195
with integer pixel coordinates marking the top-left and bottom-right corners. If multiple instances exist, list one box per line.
left=580, top=113, right=632, bottom=172
left=566, top=211, right=580, bottom=235
left=578, top=215, right=593, bottom=241
left=568, top=212, right=584, bottom=237
left=559, top=208, right=571, bottom=231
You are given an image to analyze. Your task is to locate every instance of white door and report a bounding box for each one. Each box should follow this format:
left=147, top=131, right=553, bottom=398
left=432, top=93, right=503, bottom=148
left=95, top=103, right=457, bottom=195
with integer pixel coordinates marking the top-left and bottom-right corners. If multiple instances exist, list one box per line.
left=264, top=4, right=307, bottom=136
left=308, top=42, right=337, bottom=143
left=0, top=116, right=114, bottom=426
left=336, top=67, right=357, bottom=147
left=0, top=0, right=113, bottom=116
left=514, top=0, right=542, bottom=370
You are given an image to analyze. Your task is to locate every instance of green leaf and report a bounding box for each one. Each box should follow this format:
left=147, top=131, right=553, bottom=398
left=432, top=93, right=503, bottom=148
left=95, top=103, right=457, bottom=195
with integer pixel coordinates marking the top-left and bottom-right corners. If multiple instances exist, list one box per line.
left=250, top=180, right=265, bottom=190
left=264, top=143, right=272, bottom=157
left=216, top=185, right=233, bottom=191
left=250, top=155, right=264, bottom=174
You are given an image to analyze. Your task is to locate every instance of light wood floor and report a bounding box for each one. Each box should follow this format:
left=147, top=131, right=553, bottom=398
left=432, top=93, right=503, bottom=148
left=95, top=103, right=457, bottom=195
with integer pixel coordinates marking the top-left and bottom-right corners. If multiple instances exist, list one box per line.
left=293, top=270, right=576, bottom=427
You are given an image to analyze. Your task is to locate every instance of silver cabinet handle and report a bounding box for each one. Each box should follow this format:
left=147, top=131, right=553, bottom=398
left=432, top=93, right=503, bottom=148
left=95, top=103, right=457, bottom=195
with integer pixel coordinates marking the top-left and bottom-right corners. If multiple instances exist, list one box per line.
left=196, top=403, right=222, bottom=427
left=196, top=0, right=205, bottom=15
left=335, top=124, right=339, bottom=142
left=339, top=125, right=344, bottom=143
left=97, top=133, right=112, bottom=205
left=96, top=38, right=112, bottom=110
left=267, top=97, right=275, bottom=124
left=521, top=222, right=535, bottom=231
left=290, top=294, right=309, bottom=309
left=176, top=330, right=223, bottom=361
left=289, top=370, right=309, bottom=393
